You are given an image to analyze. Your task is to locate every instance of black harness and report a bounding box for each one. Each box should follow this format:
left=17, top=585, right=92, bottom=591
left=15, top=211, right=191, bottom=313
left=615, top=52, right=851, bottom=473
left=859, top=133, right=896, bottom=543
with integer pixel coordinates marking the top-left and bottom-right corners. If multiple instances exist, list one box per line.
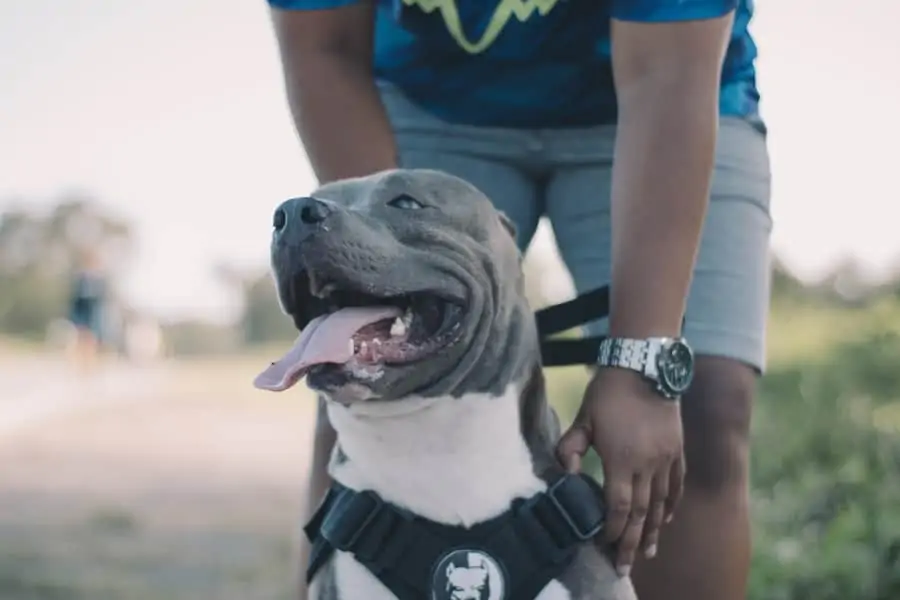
left=305, top=286, right=614, bottom=600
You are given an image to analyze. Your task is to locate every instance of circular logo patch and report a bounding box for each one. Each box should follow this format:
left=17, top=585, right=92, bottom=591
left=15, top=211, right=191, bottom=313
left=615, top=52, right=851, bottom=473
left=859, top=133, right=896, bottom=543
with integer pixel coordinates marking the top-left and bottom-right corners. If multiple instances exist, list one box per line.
left=431, top=548, right=506, bottom=600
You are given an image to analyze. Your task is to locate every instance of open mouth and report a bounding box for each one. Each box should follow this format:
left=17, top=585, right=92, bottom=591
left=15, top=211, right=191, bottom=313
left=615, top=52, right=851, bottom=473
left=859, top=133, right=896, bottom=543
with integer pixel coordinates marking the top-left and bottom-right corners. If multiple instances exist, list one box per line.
left=254, top=281, right=465, bottom=392
left=333, top=289, right=464, bottom=363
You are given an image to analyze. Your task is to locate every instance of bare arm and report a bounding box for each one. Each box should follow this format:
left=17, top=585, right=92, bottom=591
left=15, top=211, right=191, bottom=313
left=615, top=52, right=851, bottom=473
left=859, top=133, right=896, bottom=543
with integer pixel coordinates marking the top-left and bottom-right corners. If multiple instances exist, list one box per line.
left=270, top=2, right=398, bottom=183
left=607, top=13, right=735, bottom=338
left=556, top=11, right=738, bottom=574
left=270, top=5, right=397, bottom=596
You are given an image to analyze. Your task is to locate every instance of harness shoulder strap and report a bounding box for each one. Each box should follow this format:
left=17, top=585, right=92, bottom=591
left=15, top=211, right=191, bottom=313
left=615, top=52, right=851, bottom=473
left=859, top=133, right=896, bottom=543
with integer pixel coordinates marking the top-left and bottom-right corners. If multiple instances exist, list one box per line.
left=303, top=485, right=342, bottom=583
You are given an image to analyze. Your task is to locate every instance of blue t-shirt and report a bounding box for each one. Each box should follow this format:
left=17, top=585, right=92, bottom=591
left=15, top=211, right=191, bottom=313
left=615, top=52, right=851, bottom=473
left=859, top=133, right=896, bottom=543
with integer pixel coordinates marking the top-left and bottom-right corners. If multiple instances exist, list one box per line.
left=269, top=0, right=760, bottom=128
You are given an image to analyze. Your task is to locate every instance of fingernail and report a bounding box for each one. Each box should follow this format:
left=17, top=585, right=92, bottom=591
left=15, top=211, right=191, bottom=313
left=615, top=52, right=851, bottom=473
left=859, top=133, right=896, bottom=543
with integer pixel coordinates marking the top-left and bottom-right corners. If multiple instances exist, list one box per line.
left=645, top=545, right=657, bottom=559
left=665, top=514, right=673, bottom=524
left=617, top=565, right=631, bottom=578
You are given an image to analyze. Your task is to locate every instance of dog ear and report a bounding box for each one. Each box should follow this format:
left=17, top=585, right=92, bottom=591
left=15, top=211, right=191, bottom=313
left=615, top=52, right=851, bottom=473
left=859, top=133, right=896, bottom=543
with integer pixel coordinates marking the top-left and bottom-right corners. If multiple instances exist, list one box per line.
left=497, top=211, right=518, bottom=241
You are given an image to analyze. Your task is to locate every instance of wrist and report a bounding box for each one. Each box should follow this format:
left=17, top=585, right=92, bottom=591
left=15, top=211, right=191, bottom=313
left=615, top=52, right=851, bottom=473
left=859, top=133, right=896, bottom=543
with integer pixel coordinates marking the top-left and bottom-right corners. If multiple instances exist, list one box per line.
left=586, top=367, right=681, bottom=412
left=590, top=363, right=646, bottom=389
left=595, top=336, right=695, bottom=400
left=608, top=318, right=682, bottom=339
left=608, top=307, right=685, bottom=339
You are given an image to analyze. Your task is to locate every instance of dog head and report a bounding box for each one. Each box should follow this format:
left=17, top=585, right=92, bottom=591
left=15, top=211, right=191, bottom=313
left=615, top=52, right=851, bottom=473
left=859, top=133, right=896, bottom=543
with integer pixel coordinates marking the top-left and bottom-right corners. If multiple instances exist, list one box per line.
left=253, top=169, right=536, bottom=404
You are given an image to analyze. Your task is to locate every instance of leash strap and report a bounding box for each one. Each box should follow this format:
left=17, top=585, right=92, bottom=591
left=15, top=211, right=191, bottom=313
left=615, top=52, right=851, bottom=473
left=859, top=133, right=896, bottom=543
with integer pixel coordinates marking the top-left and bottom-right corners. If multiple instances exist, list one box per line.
left=536, top=286, right=610, bottom=367
left=305, top=473, right=605, bottom=600
left=535, top=286, right=610, bottom=337
left=535, top=285, right=686, bottom=367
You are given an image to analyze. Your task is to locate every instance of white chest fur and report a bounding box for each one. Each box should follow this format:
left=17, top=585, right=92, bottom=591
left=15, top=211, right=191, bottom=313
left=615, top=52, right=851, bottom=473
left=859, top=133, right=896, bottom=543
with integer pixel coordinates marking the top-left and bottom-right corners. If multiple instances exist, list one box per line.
left=324, top=383, right=572, bottom=600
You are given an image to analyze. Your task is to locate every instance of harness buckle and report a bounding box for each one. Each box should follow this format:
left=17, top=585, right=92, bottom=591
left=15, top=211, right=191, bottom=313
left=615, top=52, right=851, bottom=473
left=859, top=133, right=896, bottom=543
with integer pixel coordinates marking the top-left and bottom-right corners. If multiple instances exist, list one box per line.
left=547, top=475, right=604, bottom=541
left=322, top=488, right=385, bottom=551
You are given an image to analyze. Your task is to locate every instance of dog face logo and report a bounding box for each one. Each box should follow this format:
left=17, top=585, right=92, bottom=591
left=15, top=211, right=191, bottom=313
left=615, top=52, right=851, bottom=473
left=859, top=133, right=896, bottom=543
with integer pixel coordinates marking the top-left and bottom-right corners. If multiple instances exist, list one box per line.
left=431, top=549, right=505, bottom=600
left=447, top=561, right=488, bottom=600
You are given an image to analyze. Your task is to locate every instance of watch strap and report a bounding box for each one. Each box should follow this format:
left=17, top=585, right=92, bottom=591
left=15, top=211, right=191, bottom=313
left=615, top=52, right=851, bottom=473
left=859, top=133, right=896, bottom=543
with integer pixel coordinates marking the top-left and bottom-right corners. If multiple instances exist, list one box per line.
left=597, top=338, right=653, bottom=376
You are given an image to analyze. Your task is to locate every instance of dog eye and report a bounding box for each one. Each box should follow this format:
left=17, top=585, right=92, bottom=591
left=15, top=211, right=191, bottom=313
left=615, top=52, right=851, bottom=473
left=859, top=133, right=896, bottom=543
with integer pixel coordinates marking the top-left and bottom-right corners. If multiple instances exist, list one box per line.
left=387, top=194, right=424, bottom=210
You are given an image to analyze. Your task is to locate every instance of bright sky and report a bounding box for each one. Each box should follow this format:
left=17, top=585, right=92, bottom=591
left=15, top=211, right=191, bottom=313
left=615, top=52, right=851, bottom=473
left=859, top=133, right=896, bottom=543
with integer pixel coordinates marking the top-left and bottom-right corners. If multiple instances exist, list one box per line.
left=1, top=0, right=897, bottom=322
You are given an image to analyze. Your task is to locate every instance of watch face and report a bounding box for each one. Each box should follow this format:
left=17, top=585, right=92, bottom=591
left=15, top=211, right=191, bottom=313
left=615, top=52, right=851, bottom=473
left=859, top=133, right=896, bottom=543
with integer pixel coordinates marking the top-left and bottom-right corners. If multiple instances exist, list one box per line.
left=658, top=340, right=695, bottom=395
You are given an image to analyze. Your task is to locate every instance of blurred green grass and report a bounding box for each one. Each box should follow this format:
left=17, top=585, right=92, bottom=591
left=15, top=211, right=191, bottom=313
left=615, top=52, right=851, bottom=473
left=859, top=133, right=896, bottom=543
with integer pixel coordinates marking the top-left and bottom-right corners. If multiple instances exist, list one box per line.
left=544, top=300, right=900, bottom=600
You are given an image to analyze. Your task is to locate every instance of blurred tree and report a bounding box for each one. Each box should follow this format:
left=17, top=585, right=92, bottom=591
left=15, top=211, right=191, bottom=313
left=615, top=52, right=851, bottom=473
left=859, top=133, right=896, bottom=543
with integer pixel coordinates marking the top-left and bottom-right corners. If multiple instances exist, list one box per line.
left=160, top=318, right=241, bottom=356
left=213, top=263, right=296, bottom=346
left=0, top=193, right=133, bottom=339
left=770, top=255, right=812, bottom=305
left=241, top=273, right=296, bottom=345
left=816, top=255, right=871, bottom=306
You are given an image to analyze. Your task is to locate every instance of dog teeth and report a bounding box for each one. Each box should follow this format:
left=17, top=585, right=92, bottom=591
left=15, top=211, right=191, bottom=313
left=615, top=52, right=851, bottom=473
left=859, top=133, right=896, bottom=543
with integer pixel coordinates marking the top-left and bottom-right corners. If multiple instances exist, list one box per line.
left=390, top=316, right=408, bottom=337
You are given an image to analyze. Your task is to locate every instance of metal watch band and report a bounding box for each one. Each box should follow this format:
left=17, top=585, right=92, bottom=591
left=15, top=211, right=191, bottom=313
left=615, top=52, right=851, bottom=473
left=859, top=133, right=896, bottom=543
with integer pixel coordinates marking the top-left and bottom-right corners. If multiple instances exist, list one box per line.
left=597, top=338, right=653, bottom=375
left=597, top=337, right=695, bottom=400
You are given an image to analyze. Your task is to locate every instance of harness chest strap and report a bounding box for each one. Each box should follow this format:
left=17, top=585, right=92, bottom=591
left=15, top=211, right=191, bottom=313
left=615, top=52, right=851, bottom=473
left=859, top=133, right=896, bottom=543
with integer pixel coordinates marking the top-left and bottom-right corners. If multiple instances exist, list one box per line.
left=305, top=473, right=606, bottom=600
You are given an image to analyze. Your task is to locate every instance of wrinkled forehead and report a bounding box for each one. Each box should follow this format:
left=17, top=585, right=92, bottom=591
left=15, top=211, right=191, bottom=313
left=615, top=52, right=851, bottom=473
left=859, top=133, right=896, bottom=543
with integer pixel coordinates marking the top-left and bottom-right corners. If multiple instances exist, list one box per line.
left=314, top=169, right=498, bottom=223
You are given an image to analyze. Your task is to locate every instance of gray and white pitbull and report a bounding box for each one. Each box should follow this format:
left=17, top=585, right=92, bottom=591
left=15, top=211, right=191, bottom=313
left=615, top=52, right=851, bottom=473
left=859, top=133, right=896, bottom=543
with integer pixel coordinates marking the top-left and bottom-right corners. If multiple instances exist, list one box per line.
left=254, top=169, right=636, bottom=600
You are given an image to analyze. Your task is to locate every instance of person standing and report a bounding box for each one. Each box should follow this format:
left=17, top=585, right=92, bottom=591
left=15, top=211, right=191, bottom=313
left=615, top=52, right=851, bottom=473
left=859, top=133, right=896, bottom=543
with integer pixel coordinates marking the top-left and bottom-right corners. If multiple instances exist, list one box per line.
left=267, top=1, right=771, bottom=598
left=67, top=248, right=108, bottom=374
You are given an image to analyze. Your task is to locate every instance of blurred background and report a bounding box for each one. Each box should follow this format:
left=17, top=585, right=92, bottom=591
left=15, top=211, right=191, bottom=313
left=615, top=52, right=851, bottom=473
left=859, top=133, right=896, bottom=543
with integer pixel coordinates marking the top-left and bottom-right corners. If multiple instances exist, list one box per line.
left=1, top=1, right=898, bottom=599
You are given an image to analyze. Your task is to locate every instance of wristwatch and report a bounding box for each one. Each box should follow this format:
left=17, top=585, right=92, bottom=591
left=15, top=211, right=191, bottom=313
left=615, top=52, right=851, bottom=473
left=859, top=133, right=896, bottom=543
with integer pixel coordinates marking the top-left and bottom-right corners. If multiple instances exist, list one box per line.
left=596, top=337, right=695, bottom=400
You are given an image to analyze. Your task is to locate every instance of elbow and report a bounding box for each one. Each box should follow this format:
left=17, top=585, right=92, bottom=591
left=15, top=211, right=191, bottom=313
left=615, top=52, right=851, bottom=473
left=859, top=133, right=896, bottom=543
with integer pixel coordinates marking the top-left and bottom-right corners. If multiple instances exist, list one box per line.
left=284, top=51, right=372, bottom=102
left=618, top=62, right=720, bottom=109
left=616, top=69, right=720, bottom=132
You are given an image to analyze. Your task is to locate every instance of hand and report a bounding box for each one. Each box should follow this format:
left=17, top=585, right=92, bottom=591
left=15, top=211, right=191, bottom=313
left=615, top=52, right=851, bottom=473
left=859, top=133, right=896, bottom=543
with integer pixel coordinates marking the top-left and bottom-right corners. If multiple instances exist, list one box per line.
left=556, top=367, right=685, bottom=577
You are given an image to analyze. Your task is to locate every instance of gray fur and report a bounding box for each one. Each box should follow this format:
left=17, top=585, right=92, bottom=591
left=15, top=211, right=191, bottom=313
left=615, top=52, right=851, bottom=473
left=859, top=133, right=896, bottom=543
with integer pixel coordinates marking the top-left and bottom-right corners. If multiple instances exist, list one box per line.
left=272, top=169, right=634, bottom=599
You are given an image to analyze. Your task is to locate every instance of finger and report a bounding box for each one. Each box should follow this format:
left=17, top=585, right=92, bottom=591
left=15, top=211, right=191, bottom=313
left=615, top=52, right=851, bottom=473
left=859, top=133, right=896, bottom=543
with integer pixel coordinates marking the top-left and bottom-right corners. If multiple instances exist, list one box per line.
left=601, top=471, right=633, bottom=545
left=640, top=467, right=670, bottom=559
left=556, top=423, right=591, bottom=473
left=614, top=474, right=652, bottom=577
left=664, top=453, right=686, bottom=523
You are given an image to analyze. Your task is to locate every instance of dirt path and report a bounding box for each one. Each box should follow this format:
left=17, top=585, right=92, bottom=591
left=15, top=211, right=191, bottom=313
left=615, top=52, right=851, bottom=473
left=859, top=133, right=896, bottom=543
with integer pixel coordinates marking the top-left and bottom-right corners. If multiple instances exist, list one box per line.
left=0, top=358, right=168, bottom=438
left=0, top=356, right=317, bottom=600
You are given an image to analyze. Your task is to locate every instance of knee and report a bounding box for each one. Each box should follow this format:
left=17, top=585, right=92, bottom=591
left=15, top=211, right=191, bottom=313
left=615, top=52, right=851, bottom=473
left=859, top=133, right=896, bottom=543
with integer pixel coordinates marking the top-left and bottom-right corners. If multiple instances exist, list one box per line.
left=681, top=357, right=756, bottom=494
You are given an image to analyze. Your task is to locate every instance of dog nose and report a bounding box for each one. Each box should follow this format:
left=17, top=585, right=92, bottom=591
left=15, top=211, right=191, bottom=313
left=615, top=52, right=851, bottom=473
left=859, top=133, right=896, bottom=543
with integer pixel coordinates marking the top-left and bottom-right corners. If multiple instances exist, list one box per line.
left=273, top=206, right=288, bottom=233
left=273, top=197, right=334, bottom=243
left=298, top=197, right=332, bottom=224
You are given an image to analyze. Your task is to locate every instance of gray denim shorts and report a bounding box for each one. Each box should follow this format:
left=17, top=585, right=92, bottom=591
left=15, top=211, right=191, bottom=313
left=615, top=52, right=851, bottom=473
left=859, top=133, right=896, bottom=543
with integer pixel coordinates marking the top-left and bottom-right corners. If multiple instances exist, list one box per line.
left=378, top=82, right=773, bottom=372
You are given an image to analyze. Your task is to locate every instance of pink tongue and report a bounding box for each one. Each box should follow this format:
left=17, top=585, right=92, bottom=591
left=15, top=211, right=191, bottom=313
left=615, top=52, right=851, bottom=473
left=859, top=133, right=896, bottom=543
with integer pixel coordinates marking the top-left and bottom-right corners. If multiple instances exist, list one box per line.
left=253, top=306, right=402, bottom=392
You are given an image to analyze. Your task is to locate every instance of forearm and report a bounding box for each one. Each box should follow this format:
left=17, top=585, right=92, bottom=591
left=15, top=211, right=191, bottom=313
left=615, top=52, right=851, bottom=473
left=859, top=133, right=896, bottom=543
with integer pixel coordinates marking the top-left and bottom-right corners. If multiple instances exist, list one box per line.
left=296, top=398, right=337, bottom=597
left=608, top=74, right=719, bottom=338
left=282, top=53, right=398, bottom=183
